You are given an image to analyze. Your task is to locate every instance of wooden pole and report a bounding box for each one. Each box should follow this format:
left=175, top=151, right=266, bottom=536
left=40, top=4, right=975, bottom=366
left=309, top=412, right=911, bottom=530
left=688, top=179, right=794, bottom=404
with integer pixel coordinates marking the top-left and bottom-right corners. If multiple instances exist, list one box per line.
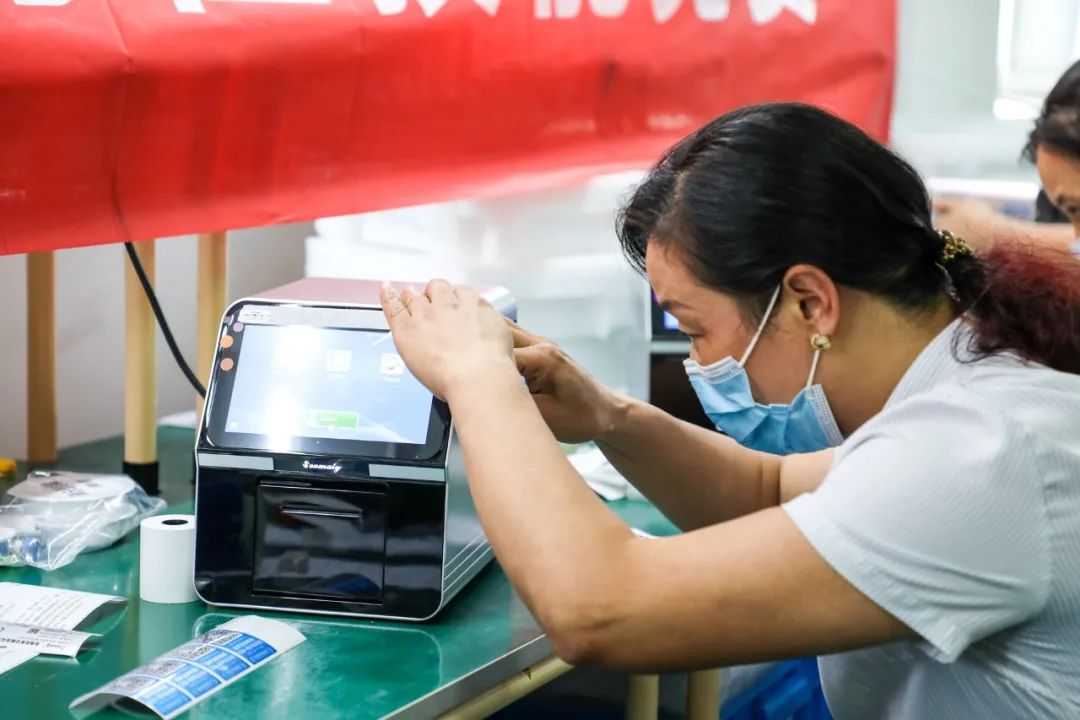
left=124, top=240, right=158, bottom=494
left=438, top=656, right=572, bottom=719
left=625, top=674, right=660, bottom=720
left=196, top=231, right=227, bottom=418
left=26, top=252, right=57, bottom=464
left=686, top=669, right=724, bottom=720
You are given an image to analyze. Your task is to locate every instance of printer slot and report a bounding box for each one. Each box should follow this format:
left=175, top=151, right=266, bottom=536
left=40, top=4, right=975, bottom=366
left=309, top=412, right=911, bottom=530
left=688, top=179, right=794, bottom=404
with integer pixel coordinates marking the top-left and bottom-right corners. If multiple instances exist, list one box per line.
left=253, top=483, right=387, bottom=603
left=280, top=507, right=361, bottom=521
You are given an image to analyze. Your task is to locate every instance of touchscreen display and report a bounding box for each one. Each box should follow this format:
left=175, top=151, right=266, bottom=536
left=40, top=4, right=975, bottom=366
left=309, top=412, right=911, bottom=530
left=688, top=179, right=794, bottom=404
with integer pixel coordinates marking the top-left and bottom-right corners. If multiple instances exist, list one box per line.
left=224, top=325, right=433, bottom=445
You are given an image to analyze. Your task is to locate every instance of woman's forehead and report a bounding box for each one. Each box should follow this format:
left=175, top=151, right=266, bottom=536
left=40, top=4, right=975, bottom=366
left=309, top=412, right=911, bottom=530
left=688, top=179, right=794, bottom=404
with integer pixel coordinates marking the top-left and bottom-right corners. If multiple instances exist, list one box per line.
left=1037, top=146, right=1080, bottom=204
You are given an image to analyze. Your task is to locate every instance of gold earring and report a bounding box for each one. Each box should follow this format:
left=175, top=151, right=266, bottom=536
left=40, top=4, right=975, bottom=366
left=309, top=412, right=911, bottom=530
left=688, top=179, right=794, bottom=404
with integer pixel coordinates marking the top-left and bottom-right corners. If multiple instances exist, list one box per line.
left=810, top=334, right=832, bottom=351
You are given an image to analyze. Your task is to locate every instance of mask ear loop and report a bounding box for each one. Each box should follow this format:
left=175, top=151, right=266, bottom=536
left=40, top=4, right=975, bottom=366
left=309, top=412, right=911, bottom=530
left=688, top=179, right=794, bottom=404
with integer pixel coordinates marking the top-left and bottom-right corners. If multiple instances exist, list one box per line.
left=805, top=348, right=822, bottom=390
left=738, top=285, right=782, bottom=367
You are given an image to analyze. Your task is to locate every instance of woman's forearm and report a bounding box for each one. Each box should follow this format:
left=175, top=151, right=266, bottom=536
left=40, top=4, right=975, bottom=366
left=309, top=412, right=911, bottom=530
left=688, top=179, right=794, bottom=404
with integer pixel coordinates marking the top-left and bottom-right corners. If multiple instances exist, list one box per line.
left=446, top=360, right=635, bottom=632
left=995, top=217, right=1074, bottom=252
left=595, top=396, right=782, bottom=530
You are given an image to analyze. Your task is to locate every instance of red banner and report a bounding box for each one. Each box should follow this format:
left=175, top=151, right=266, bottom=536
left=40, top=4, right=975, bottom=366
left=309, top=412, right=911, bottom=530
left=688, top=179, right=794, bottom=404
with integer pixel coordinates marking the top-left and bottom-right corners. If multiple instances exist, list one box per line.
left=0, top=1, right=895, bottom=255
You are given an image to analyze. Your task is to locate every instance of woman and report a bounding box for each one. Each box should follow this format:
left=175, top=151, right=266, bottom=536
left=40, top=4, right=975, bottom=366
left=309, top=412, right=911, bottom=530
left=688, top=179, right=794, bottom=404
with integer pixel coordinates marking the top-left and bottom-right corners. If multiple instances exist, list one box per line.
left=937, top=59, right=1080, bottom=254
left=381, top=103, right=1080, bottom=718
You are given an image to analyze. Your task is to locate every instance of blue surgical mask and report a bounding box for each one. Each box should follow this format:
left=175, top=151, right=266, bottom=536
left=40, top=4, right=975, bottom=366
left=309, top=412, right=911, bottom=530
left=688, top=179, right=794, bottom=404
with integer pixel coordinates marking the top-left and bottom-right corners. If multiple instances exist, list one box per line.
left=683, top=286, right=843, bottom=455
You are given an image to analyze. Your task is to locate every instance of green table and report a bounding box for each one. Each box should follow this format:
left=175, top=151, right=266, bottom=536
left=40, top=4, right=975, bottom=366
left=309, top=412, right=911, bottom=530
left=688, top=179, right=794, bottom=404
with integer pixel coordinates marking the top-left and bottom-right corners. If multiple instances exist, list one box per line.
left=1, top=428, right=677, bottom=719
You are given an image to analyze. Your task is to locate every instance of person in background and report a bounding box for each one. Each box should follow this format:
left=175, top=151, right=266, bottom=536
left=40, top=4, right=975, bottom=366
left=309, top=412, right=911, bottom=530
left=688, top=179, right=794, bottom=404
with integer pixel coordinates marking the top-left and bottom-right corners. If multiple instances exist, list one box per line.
left=936, top=59, right=1080, bottom=254
left=383, top=103, right=1080, bottom=719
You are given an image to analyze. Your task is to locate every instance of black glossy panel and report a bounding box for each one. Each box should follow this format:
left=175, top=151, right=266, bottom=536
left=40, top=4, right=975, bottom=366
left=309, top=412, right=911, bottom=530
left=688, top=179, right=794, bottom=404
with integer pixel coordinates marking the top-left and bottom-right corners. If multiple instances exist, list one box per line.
left=194, top=467, right=448, bottom=619
left=253, top=483, right=386, bottom=602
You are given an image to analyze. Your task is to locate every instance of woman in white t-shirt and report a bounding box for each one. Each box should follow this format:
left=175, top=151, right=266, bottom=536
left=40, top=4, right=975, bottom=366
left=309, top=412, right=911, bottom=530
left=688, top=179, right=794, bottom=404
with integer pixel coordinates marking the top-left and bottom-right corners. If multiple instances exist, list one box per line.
left=380, top=103, right=1080, bottom=719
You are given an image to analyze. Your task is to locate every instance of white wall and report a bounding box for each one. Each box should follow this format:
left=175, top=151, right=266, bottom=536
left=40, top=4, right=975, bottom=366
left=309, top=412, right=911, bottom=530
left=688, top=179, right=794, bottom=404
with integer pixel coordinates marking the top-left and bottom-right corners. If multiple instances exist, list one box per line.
left=892, top=0, right=1058, bottom=182
left=0, top=224, right=308, bottom=458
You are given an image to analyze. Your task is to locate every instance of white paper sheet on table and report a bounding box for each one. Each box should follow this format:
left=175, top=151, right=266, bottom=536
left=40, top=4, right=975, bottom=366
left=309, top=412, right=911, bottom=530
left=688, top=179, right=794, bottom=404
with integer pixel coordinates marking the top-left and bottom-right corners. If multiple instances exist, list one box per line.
left=0, top=647, right=36, bottom=675
left=568, top=444, right=645, bottom=501
left=0, top=621, right=98, bottom=657
left=0, top=582, right=125, bottom=630
left=157, top=410, right=198, bottom=429
left=0, top=582, right=125, bottom=676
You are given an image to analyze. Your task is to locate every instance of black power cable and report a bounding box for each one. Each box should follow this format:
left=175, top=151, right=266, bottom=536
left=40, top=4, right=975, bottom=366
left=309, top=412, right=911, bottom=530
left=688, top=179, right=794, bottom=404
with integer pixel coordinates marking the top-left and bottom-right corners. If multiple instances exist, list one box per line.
left=123, top=242, right=207, bottom=398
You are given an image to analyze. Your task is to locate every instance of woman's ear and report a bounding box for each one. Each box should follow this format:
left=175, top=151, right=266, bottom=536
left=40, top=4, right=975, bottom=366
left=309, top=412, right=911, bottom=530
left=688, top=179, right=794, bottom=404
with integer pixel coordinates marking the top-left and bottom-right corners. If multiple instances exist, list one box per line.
left=782, top=264, right=840, bottom=337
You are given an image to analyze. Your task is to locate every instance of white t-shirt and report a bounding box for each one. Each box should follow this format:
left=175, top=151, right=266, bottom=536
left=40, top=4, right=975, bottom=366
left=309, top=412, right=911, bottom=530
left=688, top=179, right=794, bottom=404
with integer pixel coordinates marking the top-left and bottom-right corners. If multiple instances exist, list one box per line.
left=783, top=318, right=1080, bottom=719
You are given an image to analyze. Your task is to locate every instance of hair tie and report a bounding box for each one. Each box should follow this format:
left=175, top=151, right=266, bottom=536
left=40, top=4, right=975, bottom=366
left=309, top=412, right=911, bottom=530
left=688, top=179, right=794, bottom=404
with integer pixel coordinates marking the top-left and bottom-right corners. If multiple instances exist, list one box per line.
left=938, top=229, right=973, bottom=264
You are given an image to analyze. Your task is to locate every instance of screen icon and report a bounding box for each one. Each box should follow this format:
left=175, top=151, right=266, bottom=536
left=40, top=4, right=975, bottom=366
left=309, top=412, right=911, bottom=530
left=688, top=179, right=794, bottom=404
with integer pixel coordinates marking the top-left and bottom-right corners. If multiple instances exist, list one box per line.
left=326, top=349, right=353, bottom=374
left=379, top=353, right=405, bottom=377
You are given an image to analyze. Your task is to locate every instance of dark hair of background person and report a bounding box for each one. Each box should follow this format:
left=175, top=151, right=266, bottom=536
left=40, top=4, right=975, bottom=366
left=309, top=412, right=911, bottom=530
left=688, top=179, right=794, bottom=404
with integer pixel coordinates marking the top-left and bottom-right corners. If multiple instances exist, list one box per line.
left=1025, top=59, right=1080, bottom=223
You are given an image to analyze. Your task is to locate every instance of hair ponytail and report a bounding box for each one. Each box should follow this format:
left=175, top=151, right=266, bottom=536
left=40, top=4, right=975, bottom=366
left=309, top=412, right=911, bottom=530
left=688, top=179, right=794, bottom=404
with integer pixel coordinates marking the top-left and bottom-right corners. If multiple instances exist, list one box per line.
left=950, top=242, right=1080, bottom=374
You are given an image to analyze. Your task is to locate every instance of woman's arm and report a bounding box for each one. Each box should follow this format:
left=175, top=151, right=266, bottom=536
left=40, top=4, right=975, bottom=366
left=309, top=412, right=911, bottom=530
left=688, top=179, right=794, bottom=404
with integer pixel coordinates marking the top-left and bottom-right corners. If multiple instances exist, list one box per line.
left=382, top=281, right=911, bottom=671
left=934, top=198, right=1075, bottom=253
left=597, top=395, right=833, bottom=529
left=449, top=356, right=910, bottom=670
left=511, top=325, right=833, bottom=530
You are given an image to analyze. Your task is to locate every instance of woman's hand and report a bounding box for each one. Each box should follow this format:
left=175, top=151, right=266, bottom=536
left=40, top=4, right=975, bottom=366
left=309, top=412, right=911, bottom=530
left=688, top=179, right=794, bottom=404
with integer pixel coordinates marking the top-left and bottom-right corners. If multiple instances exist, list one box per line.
left=380, top=280, right=516, bottom=402
left=511, top=322, right=624, bottom=443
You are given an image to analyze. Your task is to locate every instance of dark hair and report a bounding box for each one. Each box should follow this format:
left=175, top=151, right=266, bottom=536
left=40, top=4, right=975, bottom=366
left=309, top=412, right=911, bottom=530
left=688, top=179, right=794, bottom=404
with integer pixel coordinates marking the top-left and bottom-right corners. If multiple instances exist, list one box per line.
left=617, top=102, right=1080, bottom=374
left=1024, top=59, right=1080, bottom=163
left=1035, top=189, right=1068, bottom=224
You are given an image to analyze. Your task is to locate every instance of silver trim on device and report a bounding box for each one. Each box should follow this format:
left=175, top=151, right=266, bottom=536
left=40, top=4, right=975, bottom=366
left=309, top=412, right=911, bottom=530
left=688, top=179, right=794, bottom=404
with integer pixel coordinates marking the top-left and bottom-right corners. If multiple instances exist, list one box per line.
left=197, top=453, right=274, bottom=471
left=369, top=464, right=445, bottom=482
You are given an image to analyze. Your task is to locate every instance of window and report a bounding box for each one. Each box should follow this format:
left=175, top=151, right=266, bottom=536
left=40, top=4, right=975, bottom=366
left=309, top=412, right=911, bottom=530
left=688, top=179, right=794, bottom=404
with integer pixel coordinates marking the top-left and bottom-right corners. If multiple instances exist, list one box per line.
left=996, top=0, right=1080, bottom=119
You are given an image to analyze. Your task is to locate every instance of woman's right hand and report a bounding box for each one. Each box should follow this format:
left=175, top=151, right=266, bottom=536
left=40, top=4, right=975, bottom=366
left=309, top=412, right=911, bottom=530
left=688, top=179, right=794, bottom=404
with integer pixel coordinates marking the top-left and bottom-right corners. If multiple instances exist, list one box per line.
left=510, top=321, right=624, bottom=444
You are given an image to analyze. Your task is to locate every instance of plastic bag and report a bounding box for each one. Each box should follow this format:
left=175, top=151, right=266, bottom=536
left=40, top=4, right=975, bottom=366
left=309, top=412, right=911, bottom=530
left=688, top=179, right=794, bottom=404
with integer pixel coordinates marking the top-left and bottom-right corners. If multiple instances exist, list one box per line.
left=0, top=471, right=165, bottom=571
